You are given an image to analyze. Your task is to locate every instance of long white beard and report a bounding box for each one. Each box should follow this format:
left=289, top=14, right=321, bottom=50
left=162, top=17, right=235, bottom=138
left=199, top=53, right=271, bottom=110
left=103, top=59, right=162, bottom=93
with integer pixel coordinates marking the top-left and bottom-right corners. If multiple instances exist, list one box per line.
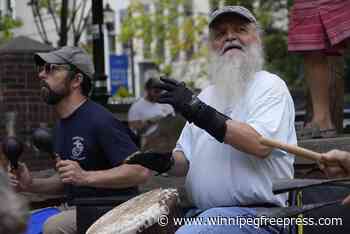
left=208, top=42, right=264, bottom=112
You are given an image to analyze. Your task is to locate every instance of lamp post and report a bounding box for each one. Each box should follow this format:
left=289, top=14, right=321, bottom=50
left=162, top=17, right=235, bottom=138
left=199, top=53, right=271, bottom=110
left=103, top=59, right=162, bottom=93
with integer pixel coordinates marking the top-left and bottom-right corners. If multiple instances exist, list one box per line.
left=104, top=3, right=116, bottom=53
left=91, top=0, right=109, bottom=105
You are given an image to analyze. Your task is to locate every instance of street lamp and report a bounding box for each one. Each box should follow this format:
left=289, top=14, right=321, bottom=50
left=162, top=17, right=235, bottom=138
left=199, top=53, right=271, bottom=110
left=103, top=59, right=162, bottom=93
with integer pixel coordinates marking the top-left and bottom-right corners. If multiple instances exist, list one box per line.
left=104, top=3, right=116, bottom=53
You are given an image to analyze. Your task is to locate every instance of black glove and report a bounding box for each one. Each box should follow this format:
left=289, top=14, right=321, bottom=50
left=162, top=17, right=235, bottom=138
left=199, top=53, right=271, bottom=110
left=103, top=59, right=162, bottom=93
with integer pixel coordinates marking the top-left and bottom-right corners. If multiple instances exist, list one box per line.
left=154, top=77, right=230, bottom=142
left=124, top=151, right=174, bottom=174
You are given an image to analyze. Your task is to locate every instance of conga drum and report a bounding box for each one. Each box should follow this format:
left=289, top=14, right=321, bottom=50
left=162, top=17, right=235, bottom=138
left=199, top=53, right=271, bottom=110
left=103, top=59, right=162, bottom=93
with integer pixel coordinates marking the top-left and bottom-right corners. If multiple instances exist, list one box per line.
left=86, top=188, right=183, bottom=234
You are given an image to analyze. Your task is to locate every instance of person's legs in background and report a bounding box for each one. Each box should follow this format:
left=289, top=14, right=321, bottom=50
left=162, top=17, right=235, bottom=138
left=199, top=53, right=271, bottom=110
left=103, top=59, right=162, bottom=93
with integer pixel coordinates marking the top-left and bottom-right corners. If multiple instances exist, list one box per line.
left=303, top=52, right=335, bottom=132
left=302, top=36, right=350, bottom=138
left=287, top=0, right=350, bottom=138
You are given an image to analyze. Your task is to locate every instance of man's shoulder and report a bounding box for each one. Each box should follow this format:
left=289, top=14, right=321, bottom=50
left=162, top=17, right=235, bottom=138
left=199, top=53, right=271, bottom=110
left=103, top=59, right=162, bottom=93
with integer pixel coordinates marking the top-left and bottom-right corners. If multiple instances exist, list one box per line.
left=250, top=71, right=289, bottom=96
left=129, top=97, right=149, bottom=110
left=255, top=70, right=286, bottom=86
left=84, top=100, right=119, bottom=124
left=85, top=100, right=111, bottom=114
left=197, top=85, right=215, bottom=101
left=131, top=97, right=145, bottom=105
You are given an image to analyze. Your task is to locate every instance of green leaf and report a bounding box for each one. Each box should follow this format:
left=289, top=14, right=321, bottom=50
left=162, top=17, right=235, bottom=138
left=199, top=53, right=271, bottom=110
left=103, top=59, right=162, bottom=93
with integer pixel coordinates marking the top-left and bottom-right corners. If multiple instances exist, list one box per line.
left=0, top=16, right=22, bottom=42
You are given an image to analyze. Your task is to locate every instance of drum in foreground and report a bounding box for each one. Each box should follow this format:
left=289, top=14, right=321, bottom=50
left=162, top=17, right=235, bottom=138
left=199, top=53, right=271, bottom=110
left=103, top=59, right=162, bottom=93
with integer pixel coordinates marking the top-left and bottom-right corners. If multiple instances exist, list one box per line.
left=86, top=188, right=183, bottom=234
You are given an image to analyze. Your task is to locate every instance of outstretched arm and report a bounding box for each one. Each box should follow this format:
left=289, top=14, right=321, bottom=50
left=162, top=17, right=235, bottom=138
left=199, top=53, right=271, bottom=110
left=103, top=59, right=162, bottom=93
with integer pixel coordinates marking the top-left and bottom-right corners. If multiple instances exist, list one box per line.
left=154, top=77, right=272, bottom=158
left=224, top=120, right=272, bottom=158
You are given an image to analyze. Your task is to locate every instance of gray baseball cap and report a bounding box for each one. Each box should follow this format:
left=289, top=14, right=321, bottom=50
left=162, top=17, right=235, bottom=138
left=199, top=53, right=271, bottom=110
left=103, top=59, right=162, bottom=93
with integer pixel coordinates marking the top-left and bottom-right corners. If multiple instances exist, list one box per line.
left=209, top=5, right=257, bottom=28
left=34, top=46, right=95, bottom=79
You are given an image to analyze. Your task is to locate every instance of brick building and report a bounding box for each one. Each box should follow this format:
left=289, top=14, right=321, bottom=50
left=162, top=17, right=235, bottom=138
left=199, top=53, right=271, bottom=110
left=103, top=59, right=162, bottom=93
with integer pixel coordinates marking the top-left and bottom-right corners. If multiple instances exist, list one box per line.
left=0, top=36, right=56, bottom=170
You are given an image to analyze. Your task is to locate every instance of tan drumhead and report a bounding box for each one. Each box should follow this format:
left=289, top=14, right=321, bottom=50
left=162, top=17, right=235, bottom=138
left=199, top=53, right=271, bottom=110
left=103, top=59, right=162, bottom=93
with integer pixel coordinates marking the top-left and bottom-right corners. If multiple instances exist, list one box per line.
left=86, top=188, right=179, bottom=234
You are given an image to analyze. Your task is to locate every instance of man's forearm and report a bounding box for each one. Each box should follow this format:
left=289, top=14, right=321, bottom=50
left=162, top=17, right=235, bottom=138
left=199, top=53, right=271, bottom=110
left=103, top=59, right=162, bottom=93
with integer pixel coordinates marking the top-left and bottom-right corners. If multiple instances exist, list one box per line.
left=83, top=164, right=151, bottom=189
left=178, top=97, right=230, bottom=142
left=224, top=120, right=272, bottom=158
left=154, top=78, right=272, bottom=158
left=27, top=174, right=64, bottom=194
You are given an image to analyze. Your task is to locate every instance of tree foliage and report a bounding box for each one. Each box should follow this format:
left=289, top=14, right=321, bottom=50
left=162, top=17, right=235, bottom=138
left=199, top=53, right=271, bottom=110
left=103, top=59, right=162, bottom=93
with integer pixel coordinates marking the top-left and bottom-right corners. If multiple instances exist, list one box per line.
left=0, top=16, right=22, bottom=45
left=121, top=0, right=303, bottom=87
left=119, top=0, right=208, bottom=78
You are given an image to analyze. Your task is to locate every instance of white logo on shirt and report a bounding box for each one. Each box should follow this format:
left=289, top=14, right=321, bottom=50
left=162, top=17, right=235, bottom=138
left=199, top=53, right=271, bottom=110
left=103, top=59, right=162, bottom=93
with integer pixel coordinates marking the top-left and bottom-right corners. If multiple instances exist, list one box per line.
left=71, top=136, right=86, bottom=161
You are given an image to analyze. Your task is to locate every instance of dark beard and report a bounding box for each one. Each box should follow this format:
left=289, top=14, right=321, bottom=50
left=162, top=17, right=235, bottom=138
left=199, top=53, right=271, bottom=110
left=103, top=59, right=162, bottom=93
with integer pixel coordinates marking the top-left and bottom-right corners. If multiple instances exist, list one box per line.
left=40, top=81, right=67, bottom=105
left=148, top=96, right=157, bottom=102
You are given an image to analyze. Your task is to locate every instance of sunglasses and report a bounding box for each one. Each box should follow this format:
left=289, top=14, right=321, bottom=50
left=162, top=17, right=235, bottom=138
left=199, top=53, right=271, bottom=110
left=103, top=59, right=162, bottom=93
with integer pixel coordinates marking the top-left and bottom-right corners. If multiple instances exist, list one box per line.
left=36, top=63, right=74, bottom=74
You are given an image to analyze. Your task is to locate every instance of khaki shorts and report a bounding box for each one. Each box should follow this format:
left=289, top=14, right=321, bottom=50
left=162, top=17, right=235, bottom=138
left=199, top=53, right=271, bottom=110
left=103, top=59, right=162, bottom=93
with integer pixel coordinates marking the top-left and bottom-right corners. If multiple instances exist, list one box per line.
left=42, top=206, right=76, bottom=234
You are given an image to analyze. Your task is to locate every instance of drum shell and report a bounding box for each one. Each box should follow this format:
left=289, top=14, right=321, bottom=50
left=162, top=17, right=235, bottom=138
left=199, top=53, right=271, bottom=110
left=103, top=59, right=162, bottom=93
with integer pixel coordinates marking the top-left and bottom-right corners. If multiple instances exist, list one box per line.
left=74, top=195, right=136, bottom=234
left=86, top=188, right=184, bottom=234
left=138, top=193, right=184, bottom=234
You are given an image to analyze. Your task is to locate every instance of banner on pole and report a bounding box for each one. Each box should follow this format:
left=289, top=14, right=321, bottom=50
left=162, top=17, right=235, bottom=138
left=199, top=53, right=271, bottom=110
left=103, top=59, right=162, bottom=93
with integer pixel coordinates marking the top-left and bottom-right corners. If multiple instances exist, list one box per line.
left=109, top=54, right=128, bottom=97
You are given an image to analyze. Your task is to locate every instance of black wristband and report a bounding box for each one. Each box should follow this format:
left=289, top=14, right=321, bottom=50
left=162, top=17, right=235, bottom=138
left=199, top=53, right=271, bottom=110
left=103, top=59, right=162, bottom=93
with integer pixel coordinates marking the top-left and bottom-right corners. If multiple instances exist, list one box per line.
left=182, top=97, right=230, bottom=142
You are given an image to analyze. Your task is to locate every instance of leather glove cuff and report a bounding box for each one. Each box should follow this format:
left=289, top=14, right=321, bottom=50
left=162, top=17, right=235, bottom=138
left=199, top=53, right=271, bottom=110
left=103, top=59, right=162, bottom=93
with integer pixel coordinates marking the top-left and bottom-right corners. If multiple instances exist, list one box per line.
left=182, top=97, right=230, bottom=142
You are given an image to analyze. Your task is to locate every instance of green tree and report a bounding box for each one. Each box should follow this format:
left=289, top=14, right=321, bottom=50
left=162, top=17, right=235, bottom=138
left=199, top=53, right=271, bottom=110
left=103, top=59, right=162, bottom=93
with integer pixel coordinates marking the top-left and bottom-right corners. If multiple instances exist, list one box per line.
left=0, top=15, right=22, bottom=45
left=121, top=0, right=303, bottom=88
left=119, top=0, right=208, bottom=80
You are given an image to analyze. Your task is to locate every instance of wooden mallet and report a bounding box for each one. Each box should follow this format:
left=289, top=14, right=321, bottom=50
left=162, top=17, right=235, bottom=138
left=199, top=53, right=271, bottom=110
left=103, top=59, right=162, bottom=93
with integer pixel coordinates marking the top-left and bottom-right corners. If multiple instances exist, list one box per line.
left=259, top=137, right=326, bottom=163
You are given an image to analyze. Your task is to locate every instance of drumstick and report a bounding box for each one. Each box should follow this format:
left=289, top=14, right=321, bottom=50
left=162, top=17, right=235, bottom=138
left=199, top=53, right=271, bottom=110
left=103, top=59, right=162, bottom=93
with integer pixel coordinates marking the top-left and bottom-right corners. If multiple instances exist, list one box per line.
left=259, top=137, right=323, bottom=162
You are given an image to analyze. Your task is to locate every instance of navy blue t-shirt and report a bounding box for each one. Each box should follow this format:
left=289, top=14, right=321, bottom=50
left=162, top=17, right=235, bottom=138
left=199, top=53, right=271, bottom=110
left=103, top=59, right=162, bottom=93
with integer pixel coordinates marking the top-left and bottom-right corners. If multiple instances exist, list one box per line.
left=54, top=100, right=138, bottom=199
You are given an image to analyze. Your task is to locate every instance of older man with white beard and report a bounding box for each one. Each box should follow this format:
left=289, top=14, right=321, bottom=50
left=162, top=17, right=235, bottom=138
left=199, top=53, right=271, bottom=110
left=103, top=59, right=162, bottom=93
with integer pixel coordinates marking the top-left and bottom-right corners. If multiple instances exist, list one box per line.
left=152, top=6, right=296, bottom=234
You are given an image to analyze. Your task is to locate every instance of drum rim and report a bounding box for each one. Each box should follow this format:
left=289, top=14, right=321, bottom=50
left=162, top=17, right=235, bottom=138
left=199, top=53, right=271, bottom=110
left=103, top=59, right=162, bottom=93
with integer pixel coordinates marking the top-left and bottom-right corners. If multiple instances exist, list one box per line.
left=86, top=188, right=179, bottom=234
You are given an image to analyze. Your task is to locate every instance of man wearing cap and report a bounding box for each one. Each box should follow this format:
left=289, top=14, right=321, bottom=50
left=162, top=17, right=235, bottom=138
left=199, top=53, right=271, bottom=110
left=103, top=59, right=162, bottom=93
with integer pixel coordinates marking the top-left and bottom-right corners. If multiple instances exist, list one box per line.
left=8, top=46, right=151, bottom=234
left=153, top=6, right=296, bottom=234
left=128, top=78, right=174, bottom=147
